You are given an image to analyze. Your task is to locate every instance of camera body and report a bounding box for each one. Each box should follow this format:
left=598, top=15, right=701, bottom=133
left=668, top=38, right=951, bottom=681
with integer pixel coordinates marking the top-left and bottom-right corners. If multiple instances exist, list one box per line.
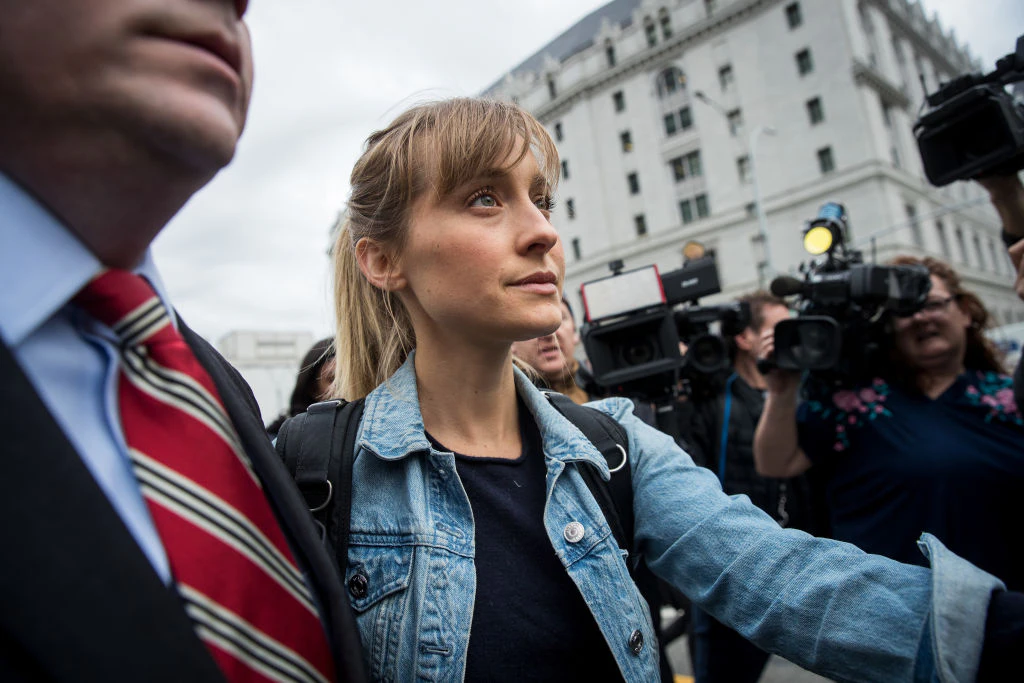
left=579, top=256, right=749, bottom=402
left=768, top=203, right=931, bottom=383
left=915, top=34, right=1024, bottom=186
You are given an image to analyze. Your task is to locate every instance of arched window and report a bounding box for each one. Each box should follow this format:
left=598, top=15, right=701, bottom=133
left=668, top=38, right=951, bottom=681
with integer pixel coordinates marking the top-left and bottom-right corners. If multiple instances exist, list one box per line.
left=656, top=66, right=686, bottom=98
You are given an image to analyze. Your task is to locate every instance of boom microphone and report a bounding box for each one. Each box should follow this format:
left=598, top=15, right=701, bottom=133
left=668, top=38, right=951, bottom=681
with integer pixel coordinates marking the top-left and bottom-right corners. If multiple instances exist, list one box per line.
left=769, top=275, right=806, bottom=298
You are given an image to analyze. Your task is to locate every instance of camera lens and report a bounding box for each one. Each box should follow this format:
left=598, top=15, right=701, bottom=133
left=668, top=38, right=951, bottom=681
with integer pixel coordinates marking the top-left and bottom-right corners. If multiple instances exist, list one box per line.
left=621, top=341, right=656, bottom=366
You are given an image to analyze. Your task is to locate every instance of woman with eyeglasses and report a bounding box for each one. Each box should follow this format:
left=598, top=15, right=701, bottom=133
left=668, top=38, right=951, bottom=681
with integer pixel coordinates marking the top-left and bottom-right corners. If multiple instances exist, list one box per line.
left=755, top=255, right=1024, bottom=593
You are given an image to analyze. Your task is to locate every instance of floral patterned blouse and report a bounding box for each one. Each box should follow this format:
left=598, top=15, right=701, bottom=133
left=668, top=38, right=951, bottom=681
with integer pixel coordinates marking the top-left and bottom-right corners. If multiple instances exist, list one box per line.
left=797, top=370, right=1024, bottom=590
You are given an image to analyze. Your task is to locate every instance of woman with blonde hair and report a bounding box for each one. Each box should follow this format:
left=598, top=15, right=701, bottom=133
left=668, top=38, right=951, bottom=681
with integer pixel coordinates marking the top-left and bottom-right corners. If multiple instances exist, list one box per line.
left=324, top=97, right=1014, bottom=681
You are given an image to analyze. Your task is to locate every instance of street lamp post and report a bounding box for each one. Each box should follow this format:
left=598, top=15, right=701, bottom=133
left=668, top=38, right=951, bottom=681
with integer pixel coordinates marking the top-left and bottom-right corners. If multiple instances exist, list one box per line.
left=749, top=125, right=777, bottom=288
left=694, top=91, right=776, bottom=288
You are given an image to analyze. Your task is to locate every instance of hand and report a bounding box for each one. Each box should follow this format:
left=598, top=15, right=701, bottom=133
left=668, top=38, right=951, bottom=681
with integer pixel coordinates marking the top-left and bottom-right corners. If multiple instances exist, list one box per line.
left=1009, top=238, right=1024, bottom=303
left=979, top=174, right=1024, bottom=240
left=758, top=327, right=800, bottom=395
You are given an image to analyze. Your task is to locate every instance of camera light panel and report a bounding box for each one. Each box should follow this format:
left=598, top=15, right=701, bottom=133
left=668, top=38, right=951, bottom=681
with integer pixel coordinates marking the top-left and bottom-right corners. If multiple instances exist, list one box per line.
left=581, top=265, right=666, bottom=322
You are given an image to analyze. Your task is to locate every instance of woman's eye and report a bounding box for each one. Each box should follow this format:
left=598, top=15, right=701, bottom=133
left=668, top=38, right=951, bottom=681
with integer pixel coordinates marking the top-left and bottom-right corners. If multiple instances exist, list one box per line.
left=469, top=193, right=498, bottom=208
left=535, top=197, right=555, bottom=212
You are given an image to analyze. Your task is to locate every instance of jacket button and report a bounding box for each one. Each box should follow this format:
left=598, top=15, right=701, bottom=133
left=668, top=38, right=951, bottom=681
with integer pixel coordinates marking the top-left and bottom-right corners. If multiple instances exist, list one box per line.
left=348, top=571, right=369, bottom=599
left=563, top=521, right=585, bottom=543
left=628, top=629, right=644, bottom=656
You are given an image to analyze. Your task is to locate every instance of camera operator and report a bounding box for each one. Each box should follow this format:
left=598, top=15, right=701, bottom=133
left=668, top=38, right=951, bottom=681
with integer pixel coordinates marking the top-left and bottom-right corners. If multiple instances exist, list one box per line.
left=682, top=291, right=821, bottom=683
left=754, top=256, right=1024, bottom=592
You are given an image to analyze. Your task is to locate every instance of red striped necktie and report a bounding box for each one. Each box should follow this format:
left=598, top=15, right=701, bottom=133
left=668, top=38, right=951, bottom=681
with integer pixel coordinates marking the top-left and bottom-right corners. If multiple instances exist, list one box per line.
left=74, top=269, right=336, bottom=683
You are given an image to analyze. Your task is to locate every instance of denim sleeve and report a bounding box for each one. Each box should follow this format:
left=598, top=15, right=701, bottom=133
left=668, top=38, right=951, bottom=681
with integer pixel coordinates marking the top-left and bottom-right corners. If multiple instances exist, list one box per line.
left=591, top=398, right=1004, bottom=683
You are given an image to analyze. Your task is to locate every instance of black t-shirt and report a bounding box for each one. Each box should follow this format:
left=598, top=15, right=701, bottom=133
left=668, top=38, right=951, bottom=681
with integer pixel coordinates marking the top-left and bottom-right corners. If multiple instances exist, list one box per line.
left=427, top=400, right=623, bottom=681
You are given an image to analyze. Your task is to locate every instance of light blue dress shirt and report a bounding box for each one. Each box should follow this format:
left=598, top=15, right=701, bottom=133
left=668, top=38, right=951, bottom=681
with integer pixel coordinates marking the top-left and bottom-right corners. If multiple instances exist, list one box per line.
left=0, top=172, right=172, bottom=583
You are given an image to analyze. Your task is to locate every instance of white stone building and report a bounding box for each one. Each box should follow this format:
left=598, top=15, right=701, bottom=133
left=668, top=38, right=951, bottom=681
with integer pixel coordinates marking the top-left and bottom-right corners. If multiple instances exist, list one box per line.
left=218, top=330, right=317, bottom=425
left=484, top=0, right=1024, bottom=328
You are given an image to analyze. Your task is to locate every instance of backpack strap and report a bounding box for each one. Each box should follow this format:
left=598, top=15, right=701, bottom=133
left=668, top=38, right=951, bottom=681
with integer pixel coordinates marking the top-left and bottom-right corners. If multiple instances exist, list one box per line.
left=275, top=397, right=366, bottom=563
left=544, top=392, right=634, bottom=564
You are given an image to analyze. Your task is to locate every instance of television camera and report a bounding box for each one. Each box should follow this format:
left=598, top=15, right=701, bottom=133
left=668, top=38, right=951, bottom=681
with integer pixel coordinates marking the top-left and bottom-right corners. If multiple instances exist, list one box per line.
left=578, top=254, right=749, bottom=404
left=915, top=33, right=1024, bottom=186
left=764, top=203, right=931, bottom=386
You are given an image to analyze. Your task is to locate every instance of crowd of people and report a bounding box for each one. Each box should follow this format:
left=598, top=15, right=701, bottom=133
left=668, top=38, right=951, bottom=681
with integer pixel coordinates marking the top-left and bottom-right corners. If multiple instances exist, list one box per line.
left=2, top=2, right=1023, bottom=682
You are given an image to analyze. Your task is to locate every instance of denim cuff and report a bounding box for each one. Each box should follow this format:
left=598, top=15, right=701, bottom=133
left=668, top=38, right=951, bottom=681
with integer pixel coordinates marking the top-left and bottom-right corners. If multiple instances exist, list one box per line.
left=917, top=533, right=1006, bottom=683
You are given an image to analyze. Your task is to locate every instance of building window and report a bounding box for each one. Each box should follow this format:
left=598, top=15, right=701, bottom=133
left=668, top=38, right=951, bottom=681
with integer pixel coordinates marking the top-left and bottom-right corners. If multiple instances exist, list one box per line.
left=635, top=214, right=648, bottom=237
left=627, top=172, right=640, bottom=195
left=695, top=194, right=710, bottom=218
left=737, top=155, right=751, bottom=183
left=613, top=90, right=625, bottom=112
left=817, top=146, right=835, bottom=174
left=664, top=113, right=678, bottom=136
left=644, top=21, right=657, bottom=47
left=935, top=219, right=950, bottom=259
left=806, top=97, right=824, bottom=124
left=657, top=67, right=686, bottom=98
left=704, top=0, right=717, bottom=16
left=571, top=237, right=582, bottom=261
left=659, top=9, right=673, bottom=39
left=679, top=106, right=693, bottom=130
left=554, top=122, right=563, bottom=142
left=686, top=150, right=703, bottom=177
left=989, top=237, right=1002, bottom=274
left=680, top=199, right=694, bottom=224
left=606, top=44, right=616, bottom=67
left=671, top=156, right=686, bottom=182
left=547, top=77, right=557, bottom=99
left=745, top=202, right=757, bottom=216
left=905, top=204, right=922, bottom=247
left=955, top=227, right=967, bottom=264
left=566, top=198, right=576, bottom=220
left=973, top=234, right=986, bottom=270
left=726, top=108, right=743, bottom=136
left=718, top=64, right=734, bottom=91
left=796, top=49, right=814, bottom=76
left=561, top=160, right=570, bottom=180
left=785, top=2, right=802, bottom=29
left=620, top=130, right=633, bottom=152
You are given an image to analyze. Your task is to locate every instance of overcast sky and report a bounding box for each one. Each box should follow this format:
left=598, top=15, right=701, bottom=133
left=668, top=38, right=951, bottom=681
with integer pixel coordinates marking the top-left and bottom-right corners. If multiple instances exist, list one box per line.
left=155, top=0, right=1024, bottom=345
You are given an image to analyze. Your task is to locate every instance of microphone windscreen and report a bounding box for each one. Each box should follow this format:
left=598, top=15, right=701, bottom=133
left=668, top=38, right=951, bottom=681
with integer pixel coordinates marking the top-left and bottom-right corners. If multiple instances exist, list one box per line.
left=770, top=276, right=805, bottom=298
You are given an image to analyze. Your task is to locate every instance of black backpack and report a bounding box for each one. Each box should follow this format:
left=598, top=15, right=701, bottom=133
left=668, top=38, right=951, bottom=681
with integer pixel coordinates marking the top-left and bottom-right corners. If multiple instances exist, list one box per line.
left=274, top=392, right=634, bottom=568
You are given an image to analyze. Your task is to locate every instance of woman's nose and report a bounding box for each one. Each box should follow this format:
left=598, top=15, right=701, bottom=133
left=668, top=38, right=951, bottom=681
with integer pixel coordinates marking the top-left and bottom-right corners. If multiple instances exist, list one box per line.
left=518, top=203, right=559, bottom=254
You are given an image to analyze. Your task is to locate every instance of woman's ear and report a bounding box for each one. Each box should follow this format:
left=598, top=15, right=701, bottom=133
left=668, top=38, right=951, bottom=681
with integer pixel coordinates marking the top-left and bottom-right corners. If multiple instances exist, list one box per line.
left=355, top=237, right=407, bottom=291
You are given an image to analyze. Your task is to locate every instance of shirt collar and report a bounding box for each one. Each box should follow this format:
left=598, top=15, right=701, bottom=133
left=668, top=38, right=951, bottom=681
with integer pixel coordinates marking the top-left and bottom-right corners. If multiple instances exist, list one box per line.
left=0, top=172, right=175, bottom=346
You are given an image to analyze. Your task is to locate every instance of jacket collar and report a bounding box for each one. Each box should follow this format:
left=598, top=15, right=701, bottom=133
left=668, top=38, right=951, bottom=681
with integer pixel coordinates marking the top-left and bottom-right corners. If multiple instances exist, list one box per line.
left=358, top=352, right=610, bottom=474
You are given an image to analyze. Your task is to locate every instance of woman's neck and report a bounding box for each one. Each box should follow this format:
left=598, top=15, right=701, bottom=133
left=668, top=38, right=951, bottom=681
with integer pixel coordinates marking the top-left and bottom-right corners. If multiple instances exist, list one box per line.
left=915, top=362, right=965, bottom=399
left=413, top=339, right=522, bottom=459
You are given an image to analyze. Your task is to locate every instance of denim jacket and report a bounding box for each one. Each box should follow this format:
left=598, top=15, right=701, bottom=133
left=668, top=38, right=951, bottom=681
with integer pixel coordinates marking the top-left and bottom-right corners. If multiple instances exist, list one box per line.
left=345, top=356, right=1002, bottom=682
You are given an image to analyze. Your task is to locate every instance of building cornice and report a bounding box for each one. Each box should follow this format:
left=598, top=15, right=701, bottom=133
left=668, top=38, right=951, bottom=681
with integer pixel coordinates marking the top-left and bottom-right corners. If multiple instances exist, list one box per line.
left=862, top=0, right=973, bottom=75
left=532, top=0, right=786, bottom=122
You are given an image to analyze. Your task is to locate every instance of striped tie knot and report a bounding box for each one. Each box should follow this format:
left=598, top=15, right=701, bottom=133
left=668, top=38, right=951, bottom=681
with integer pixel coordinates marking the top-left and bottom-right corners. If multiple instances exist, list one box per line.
left=74, top=269, right=175, bottom=348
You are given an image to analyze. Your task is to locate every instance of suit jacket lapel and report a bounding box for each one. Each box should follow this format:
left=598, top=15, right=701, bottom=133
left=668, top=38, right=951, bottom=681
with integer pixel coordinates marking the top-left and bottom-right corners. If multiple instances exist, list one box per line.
left=179, top=320, right=368, bottom=681
left=0, top=341, right=223, bottom=682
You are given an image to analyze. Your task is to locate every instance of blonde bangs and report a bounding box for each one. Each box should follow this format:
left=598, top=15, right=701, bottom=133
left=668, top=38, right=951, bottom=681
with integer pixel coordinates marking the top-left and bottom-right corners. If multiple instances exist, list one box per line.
left=406, top=99, right=560, bottom=202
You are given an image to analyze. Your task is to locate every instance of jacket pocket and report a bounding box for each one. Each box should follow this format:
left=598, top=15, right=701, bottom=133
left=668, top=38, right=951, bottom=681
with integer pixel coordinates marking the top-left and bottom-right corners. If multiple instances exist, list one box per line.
left=345, top=543, right=414, bottom=613
left=345, top=543, right=416, bottom=682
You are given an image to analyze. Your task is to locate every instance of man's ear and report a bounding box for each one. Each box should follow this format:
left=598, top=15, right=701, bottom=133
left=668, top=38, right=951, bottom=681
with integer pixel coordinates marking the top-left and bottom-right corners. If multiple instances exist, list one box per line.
left=355, top=237, right=406, bottom=291
left=734, top=329, right=755, bottom=353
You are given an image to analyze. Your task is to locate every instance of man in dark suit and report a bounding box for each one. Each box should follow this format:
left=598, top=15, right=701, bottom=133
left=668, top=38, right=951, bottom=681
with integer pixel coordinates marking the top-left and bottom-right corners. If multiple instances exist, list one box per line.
left=0, top=1, right=365, bottom=680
